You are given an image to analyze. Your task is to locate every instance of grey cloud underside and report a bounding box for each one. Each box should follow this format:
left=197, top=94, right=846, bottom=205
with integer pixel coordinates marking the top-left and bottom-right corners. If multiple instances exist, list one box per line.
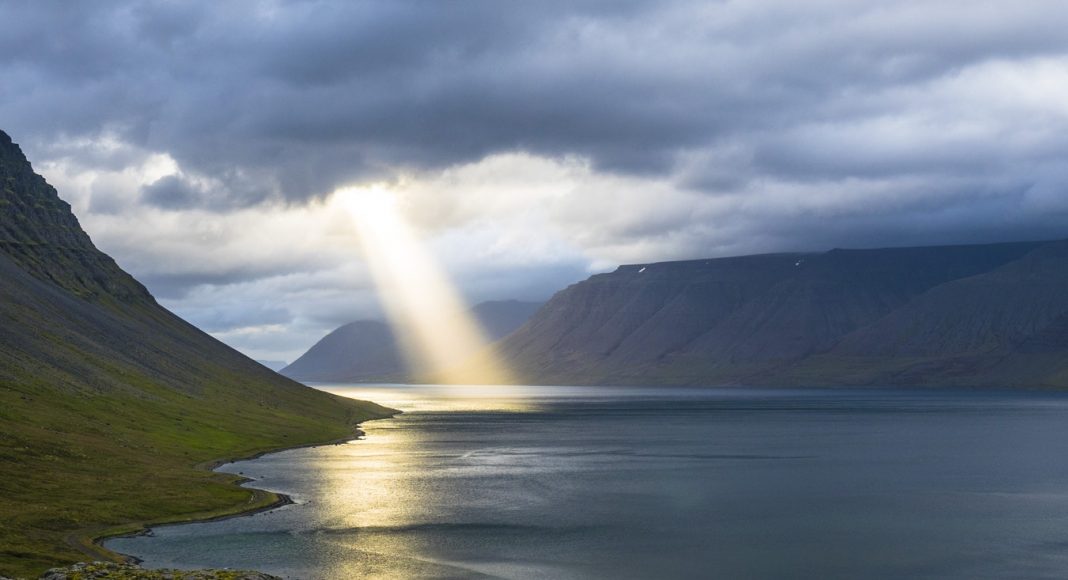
left=4, top=0, right=1068, bottom=359
left=3, top=1, right=1067, bottom=220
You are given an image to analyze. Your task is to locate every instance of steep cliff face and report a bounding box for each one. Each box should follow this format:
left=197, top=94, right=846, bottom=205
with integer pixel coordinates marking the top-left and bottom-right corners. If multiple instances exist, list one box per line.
left=0, top=130, right=393, bottom=577
left=0, top=131, right=150, bottom=303
left=495, top=240, right=1068, bottom=387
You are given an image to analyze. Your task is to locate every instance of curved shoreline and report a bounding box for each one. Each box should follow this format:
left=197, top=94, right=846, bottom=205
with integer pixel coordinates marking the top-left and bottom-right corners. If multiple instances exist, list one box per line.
left=66, top=417, right=396, bottom=566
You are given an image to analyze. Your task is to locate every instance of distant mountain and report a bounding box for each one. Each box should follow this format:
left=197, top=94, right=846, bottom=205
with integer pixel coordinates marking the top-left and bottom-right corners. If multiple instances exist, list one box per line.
left=256, top=360, right=289, bottom=372
left=494, top=240, right=1068, bottom=388
left=282, top=300, right=543, bottom=382
left=281, top=320, right=404, bottom=382
left=0, top=129, right=393, bottom=577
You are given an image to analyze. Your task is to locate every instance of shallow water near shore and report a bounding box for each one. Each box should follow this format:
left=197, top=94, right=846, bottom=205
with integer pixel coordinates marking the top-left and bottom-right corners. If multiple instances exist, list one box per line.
left=109, top=385, right=1068, bottom=579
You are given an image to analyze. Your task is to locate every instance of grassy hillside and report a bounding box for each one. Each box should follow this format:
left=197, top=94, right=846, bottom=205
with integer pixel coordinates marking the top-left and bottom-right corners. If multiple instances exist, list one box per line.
left=0, top=131, right=395, bottom=578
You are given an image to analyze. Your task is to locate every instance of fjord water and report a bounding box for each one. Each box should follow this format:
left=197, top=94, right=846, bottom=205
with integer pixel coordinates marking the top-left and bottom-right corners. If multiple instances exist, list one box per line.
left=109, top=386, right=1068, bottom=579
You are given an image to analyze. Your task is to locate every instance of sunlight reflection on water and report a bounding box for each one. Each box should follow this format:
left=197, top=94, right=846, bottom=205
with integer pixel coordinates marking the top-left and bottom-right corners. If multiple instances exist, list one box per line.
left=315, top=382, right=552, bottom=413
left=107, top=385, right=1068, bottom=580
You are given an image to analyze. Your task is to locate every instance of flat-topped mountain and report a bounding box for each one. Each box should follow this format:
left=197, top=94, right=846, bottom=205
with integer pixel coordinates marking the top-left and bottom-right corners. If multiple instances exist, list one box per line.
left=282, top=300, right=543, bottom=382
left=0, top=130, right=393, bottom=577
left=495, top=240, right=1068, bottom=387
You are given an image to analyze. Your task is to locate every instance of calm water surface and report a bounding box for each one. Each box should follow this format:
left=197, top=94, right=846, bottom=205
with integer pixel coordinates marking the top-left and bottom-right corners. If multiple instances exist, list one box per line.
left=108, top=385, right=1068, bottom=579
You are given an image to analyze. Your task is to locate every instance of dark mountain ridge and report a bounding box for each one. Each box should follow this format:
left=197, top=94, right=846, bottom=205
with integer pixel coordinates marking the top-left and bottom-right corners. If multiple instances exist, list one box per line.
left=0, top=131, right=150, bottom=304
left=0, top=129, right=393, bottom=577
left=495, top=239, right=1068, bottom=387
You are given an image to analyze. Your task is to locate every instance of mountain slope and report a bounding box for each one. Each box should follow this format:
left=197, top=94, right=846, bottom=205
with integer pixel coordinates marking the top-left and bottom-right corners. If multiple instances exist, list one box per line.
left=495, top=240, right=1068, bottom=387
left=792, top=240, right=1068, bottom=385
left=255, top=360, right=289, bottom=371
left=0, top=129, right=394, bottom=577
left=281, top=320, right=404, bottom=382
left=282, top=300, right=543, bottom=382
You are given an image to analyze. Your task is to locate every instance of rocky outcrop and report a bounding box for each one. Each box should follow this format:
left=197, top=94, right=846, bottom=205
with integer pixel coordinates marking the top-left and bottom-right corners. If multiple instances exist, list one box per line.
left=0, top=131, right=152, bottom=303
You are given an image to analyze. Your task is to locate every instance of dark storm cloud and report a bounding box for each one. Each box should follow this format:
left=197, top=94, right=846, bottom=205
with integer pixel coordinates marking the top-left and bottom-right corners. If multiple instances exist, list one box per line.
left=4, top=0, right=1063, bottom=358
left=139, top=171, right=268, bottom=211
left=4, top=0, right=1067, bottom=218
left=0, top=2, right=1042, bottom=189
left=139, top=266, right=315, bottom=300
left=2, top=0, right=681, bottom=198
left=4, top=0, right=1068, bottom=344
left=141, top=175, right=201, bottom=209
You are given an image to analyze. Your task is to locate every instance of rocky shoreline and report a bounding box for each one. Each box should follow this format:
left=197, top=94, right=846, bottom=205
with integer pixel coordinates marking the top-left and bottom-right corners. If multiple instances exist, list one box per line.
left=3, top=561, right=281, bottom=580
left=95, top=427, right=370, bottom=561
left=81, top=427, right=377, bottom=577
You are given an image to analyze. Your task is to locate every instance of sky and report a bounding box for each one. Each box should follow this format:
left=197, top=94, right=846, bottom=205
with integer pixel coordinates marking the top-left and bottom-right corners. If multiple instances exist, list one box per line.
left=2, top=0, right=1068, bottom=362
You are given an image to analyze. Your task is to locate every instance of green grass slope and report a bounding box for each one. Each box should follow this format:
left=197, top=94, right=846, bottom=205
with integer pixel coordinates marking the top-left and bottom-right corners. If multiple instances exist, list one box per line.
left=0, top=130, right=395, bottom=577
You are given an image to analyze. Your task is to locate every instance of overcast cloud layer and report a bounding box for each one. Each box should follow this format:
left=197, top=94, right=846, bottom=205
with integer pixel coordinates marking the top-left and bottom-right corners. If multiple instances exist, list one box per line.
left=3, top=0, right=1068, bottom=361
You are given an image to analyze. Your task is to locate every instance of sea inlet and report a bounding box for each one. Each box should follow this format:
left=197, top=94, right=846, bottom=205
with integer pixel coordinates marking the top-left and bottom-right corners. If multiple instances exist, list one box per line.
left=109, top=385, right=1068, bottom=579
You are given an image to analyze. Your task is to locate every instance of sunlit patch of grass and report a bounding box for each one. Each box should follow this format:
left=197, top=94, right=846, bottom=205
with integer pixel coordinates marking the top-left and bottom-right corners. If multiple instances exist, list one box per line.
left=0, top=365, right=394, bottom=578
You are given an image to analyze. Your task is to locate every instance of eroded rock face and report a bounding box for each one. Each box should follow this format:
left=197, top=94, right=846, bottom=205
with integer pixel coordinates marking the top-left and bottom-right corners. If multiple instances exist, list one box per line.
left=39, top=561, right=281, bottom=580
left=0, top=129, right=153, bottom=304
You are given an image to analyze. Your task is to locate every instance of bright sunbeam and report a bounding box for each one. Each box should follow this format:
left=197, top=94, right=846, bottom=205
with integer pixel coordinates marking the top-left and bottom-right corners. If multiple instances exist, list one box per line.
left=335, top=186, right=513, bottom=385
